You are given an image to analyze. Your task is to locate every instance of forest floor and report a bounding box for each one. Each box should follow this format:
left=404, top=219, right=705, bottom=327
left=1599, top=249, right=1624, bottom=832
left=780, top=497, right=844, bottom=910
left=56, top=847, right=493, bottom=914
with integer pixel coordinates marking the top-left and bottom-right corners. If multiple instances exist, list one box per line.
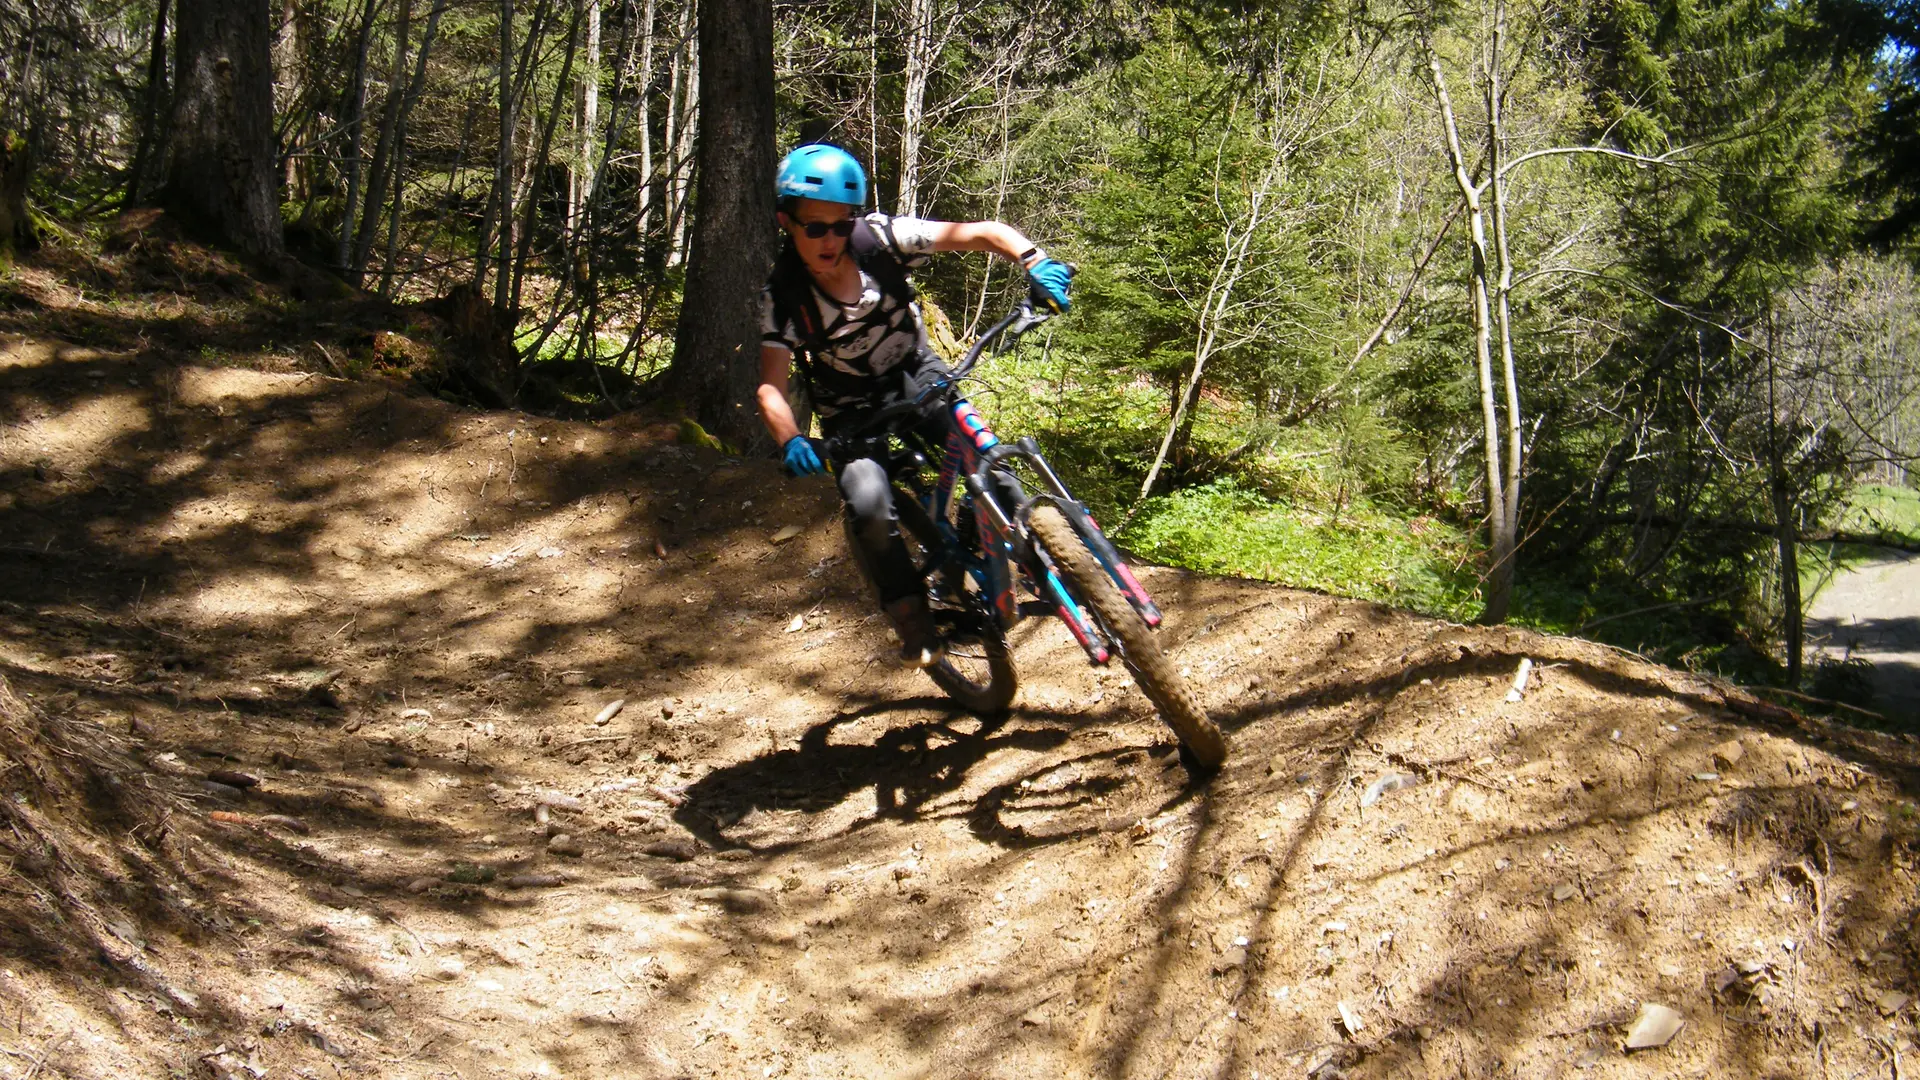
left=0, top=234, right=1918, bottom=1080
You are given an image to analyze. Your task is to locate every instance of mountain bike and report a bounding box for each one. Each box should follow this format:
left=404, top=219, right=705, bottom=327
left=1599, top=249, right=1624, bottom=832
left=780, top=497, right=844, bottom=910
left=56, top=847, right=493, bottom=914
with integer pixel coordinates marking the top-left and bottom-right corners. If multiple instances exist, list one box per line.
left=819, top=298, right=1228, bottom=772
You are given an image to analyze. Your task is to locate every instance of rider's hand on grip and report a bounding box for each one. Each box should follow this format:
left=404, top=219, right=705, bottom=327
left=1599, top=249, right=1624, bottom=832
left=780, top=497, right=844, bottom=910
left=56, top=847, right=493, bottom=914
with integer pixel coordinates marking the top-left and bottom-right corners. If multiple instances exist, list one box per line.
left=782, top=434, right=825, bottom=477
left=1024, top=256, right=1073, bottom=314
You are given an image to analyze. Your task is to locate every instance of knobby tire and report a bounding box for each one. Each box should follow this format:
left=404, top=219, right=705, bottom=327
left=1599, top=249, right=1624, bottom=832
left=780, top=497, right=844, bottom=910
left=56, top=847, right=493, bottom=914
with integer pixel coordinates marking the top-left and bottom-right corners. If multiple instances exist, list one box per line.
left=1028, top=506, right=1227, bottom=769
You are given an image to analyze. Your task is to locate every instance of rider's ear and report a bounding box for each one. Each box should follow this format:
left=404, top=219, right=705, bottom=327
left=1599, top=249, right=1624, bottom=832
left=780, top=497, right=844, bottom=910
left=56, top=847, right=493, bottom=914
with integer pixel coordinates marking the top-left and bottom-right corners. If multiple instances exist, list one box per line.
left=775, top=210, right=792, bottom=232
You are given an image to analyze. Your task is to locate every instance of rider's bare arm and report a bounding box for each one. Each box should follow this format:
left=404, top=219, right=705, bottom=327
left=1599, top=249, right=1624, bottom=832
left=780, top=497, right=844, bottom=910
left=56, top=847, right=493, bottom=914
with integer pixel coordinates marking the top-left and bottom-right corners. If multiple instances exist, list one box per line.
left=922, top=220, right=1045, bottom=268
left=756, top=344, right=804, bottom=446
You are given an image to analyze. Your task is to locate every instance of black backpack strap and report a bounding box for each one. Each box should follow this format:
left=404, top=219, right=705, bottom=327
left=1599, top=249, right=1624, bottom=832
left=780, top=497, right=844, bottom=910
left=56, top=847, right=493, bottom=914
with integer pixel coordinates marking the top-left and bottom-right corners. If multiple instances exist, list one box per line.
left=853, top=216, right=918, bottom=307
left=862, top=246, right=916, bottom=309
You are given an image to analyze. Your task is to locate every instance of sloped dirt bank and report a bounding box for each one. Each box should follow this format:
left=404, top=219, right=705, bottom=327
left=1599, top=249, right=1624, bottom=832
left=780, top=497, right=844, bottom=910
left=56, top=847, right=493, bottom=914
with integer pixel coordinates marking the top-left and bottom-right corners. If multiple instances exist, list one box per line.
left=1, top=334, right=1917, bottom=1079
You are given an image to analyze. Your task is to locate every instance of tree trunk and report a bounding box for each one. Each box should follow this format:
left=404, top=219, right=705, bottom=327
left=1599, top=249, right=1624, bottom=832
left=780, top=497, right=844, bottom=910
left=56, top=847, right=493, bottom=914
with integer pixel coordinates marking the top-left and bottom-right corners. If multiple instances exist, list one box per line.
left=351, top=0, right=415, bottom=282
left=634, top=0, right=657, bottom=239
left=1766, top=312, right=1803, bottom=684
left=279, top=0, right=312, bottom=197
left=491, top=0, right=517, bottom=309
left=378, top=0, right=448, bottom=295
left=664, top=0, right=775, bottom=447
left=335, top=0, right=380, bottom=272
left=0, top=133, right=35, bottom=266
left=1770, top=470, right=1803, bottom=683
left=124, top=0, right=170, bottom=207
left=899, top=0, right=935, bottom=216
left=1483, top=0, right=1522, bottom=625
left=571, top=0, right=601, bottom=241
left=510, top=2, right=584, bottom=313
left=166, top=0, right=283, bottom=257
left=274, top=0, right=298, bottom=110
left=869, top=0, right=879, bottom=179
left=664, top=0, right=698, bottom=267
left=1426, top=39, right=1510, bottom=623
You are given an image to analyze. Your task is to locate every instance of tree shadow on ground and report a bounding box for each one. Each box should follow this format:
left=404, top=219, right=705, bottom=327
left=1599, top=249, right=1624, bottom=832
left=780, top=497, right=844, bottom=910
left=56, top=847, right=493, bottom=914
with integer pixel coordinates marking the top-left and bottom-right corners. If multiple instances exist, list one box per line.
left=0, top=332, right=867, bottom=1074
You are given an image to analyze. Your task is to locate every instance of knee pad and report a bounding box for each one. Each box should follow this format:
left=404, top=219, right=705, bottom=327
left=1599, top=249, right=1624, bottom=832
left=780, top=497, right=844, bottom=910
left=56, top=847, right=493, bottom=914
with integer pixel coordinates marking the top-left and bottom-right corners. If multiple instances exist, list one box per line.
left=838, top=458, right=894, bottom=544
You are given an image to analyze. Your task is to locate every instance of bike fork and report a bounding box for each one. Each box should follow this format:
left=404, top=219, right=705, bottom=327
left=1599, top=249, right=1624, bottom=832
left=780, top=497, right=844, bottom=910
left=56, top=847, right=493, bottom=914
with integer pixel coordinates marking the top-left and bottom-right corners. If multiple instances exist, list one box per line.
left=1015, top=437, right=1165, bottom=627
left=1029, top=543, right=1112, bottom=664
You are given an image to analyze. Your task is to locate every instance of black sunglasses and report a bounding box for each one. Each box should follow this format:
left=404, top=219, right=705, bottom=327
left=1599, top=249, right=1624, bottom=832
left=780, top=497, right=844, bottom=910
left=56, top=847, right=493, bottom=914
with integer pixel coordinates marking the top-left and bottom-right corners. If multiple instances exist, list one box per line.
left=796, top=218, right=857, bottom=239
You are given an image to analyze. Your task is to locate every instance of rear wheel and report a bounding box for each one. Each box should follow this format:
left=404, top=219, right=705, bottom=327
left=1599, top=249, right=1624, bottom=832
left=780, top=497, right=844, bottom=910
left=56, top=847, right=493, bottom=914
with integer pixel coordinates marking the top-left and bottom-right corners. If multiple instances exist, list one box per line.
left=897, top=489, right=1018, bottom=715
left=1028, top=505, right=1226, bottom=770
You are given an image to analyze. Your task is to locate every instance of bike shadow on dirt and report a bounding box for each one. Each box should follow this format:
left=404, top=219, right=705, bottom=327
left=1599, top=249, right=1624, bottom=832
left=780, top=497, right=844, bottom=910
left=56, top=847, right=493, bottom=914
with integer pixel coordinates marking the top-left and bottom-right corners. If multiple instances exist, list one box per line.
left=672, top=696, right=1209, bottom=856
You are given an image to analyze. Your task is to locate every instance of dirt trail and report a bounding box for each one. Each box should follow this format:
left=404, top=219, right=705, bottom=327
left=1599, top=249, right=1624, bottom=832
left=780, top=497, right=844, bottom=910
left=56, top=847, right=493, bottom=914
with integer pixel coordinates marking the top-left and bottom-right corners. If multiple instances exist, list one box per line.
left=1809, top=551, right=1920, bottom=722
left=2, top=334, right=1918, bottom=1079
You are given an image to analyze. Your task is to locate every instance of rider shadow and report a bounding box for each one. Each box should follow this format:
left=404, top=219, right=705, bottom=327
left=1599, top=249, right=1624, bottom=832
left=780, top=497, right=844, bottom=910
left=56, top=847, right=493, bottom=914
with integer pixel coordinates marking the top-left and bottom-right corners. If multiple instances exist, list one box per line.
left=673, top=697, right=1203, bottom=855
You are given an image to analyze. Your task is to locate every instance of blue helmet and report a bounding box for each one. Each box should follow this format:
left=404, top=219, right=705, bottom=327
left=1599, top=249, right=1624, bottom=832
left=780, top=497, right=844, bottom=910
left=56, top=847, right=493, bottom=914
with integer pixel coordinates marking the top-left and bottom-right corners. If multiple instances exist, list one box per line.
left=775, top=144, right=867, bottom=206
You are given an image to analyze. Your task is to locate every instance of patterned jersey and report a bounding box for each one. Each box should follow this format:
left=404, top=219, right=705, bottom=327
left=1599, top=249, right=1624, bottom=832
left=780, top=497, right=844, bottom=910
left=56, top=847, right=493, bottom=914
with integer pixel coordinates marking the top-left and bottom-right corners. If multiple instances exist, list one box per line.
left=759, top=212, right=939, bottom=419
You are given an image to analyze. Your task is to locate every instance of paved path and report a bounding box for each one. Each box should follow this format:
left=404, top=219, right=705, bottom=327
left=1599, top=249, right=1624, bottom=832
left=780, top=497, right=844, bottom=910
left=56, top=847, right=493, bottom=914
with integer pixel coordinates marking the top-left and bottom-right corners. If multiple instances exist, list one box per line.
left=1807, top=550, right=1920, bottom=724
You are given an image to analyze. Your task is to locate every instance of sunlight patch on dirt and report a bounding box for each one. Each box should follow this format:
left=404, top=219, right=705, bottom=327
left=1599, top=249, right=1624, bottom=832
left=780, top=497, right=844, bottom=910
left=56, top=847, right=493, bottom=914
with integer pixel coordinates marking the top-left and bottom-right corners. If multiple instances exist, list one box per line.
left=176, top=569, right=325, bottom=622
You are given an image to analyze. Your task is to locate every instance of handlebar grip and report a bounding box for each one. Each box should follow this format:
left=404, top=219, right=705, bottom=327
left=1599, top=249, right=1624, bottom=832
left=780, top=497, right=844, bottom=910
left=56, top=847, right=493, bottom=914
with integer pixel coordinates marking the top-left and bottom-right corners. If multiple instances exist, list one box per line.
left=805, top=436, right=834, bottom=472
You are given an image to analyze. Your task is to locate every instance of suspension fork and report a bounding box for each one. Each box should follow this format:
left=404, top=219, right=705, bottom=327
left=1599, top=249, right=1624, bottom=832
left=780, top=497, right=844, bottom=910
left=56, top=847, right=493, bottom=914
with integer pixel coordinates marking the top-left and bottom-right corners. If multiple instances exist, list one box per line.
left=1008, top=436, right=1165, bottom=628
left=949, top=410, right=1113, bottom=663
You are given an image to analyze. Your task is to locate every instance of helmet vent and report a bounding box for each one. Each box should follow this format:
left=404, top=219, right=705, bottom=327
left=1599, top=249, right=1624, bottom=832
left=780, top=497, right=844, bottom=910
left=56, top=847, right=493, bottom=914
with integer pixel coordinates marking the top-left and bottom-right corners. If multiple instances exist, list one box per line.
left=804, top=175, right=823, bottom=184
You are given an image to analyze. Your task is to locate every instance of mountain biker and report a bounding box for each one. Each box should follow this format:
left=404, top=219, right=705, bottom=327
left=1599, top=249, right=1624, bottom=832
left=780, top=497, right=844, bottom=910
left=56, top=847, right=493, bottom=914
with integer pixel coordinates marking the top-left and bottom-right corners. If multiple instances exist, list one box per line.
left=755, top=143, right=1073, bottom=668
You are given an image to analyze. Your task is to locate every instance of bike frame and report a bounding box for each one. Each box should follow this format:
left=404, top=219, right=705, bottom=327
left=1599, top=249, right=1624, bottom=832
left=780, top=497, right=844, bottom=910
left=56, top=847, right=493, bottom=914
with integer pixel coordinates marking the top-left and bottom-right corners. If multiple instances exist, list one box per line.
left=914, top=393, right=1167, bottom=669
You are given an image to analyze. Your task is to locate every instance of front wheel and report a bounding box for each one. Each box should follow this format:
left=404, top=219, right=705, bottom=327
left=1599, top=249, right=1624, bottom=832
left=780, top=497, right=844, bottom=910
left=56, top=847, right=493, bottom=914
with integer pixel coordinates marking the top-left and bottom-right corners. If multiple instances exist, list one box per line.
left=1028, top=506, right=1227, bottom=770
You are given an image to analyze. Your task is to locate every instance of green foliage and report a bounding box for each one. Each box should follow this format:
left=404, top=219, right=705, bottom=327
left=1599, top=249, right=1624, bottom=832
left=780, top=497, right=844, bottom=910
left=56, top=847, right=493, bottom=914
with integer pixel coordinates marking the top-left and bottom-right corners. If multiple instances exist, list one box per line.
left=1834, top=482, right=1920, bottom=543
left=1500, top=0, right=1891, bottom=655
left=1118, top=479, right=1483, bottom=620
left=1062, top=29, right=1349, bottom=419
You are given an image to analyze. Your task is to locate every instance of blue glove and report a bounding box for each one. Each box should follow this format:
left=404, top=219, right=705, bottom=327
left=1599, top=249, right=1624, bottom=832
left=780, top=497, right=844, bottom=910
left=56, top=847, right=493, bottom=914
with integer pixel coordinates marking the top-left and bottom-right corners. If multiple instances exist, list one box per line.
left=1025, top=255, right=1073, bottom=314
left=782, top=435, right=824, bottom=477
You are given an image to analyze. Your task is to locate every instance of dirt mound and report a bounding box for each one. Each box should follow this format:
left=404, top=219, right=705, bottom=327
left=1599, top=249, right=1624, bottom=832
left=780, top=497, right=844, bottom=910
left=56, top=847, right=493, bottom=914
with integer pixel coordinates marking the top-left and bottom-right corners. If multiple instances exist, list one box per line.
left=1, top=335, right=1917, bottom=1078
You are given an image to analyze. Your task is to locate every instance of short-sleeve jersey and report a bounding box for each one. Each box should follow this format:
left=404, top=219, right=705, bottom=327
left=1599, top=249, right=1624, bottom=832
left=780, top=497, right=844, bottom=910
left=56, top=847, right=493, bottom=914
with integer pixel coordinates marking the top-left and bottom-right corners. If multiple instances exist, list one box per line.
left=759, top=212, right=939, bottom=419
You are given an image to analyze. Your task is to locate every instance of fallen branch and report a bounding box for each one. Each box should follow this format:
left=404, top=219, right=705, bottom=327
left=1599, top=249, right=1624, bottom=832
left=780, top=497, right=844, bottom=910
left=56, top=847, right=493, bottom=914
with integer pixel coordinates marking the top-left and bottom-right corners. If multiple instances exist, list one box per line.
left=311, top=341, right=344, bottom=377
left=1571, top=514, right=1920, bottom=553
left=1750, top=685, right=1887, bottom=723
left=1574, top=590, right=1731, bottom=633
left=558, top=734, right=628, bottom=751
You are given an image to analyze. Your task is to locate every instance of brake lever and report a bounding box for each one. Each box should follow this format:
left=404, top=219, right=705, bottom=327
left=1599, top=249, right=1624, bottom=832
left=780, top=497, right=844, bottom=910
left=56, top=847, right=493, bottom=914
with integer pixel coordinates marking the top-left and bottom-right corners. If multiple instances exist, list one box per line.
left=997, top=299, right=1051, bottom=353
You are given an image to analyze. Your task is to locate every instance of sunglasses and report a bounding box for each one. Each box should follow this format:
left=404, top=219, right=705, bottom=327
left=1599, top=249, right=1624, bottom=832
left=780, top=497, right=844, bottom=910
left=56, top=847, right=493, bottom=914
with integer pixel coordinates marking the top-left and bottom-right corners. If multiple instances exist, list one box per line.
left=795, top=218, right=857, bottom=239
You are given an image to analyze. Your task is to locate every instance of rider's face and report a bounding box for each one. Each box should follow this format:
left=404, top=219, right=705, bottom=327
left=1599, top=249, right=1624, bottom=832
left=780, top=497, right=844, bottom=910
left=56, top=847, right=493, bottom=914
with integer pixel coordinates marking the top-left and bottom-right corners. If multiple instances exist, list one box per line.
left=778, top=198, right=857, bottom=274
